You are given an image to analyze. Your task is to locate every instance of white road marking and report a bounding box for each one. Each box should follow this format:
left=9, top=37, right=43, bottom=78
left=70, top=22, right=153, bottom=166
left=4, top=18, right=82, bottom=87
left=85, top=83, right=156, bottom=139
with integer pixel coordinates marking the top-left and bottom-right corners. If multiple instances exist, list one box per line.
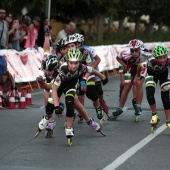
left=103, top=123, right=167, bottom=170
left=39, top=106, right=45, bottom=109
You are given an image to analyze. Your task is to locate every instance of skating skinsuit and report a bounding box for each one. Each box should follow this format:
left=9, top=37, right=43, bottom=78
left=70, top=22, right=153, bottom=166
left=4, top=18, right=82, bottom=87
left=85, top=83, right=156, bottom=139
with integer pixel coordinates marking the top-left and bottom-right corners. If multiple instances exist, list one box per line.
left=117, top=47, right=152, bottom=77
left=52, top=62, right=93, bottom=98
left=141, top=56, right=170, bottom=110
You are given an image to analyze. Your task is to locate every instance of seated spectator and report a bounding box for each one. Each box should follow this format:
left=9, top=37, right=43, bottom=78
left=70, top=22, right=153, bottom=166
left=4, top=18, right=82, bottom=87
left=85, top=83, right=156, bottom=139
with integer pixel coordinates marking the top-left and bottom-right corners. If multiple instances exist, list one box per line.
left=69, top=21, right=76, bottom=34
left=55, top=23, right=70, bottom=43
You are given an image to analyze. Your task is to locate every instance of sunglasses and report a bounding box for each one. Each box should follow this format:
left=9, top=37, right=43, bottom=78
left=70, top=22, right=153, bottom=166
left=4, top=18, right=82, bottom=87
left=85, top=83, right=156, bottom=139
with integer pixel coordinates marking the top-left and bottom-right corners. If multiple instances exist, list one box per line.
left=130, top=49, right=139, bottom=53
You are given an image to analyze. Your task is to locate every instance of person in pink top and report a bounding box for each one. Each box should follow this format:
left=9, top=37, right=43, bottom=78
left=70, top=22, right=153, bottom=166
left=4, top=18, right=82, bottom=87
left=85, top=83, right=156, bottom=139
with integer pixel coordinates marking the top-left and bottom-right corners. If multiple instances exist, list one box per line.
left=24, top=16, right=40, bottom=49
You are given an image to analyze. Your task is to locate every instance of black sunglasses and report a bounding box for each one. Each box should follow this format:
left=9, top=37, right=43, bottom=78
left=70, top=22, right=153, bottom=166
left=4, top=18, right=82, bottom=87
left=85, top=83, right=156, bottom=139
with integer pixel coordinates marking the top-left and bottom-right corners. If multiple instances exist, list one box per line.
left=130, top=49, right=139, bottom=53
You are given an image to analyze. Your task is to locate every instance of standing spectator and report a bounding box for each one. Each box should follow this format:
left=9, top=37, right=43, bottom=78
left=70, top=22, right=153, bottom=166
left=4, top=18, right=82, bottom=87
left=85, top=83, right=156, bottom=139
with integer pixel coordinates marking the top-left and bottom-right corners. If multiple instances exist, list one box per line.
left=54, top=24, right=70, bottom=43
left=9, top=19, right=27, bottom=51
left=69, top=21, right=76, bottom=34
left=0, top=7, right=8, bottom=49
left=24, top=16, right=40, bottom=49
left=37, top=17, right=50, bottom=52
left=19, top=15, right=31, bottom=50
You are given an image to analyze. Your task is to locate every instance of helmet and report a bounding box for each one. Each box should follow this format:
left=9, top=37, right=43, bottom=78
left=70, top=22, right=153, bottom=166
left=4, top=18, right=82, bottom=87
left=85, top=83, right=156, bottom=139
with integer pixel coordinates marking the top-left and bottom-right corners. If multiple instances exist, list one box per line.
left=57, top=38, right=66, bottom=49
left=79, top=47, right=88, bottom=62
left=64, top=35, right=77, bottom=45
left=73, top=33, right=84, bottom=43
left=152, top=46, right=168, bottom=58
left=65, top=48, right=82, bottom=62
left=128, top=39, right=141, bottom=48
left=137, top=39, right=144, bottom=48
left=56, top=38, right=66, bottom=52
left=42, top=54, right=59, bottom=70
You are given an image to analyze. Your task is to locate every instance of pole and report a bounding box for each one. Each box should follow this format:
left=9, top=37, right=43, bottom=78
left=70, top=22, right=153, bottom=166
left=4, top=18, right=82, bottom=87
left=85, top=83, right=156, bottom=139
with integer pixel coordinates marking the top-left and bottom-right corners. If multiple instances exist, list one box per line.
left=45, top=0, right=51, bottom=18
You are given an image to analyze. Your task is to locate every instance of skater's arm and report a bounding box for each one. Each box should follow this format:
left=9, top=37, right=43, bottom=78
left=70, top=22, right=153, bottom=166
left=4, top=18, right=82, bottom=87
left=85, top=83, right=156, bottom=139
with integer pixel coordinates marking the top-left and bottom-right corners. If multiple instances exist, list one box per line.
left=52, top=85, right=59, bottom=107
left=116, top=56, right=127, bottom=70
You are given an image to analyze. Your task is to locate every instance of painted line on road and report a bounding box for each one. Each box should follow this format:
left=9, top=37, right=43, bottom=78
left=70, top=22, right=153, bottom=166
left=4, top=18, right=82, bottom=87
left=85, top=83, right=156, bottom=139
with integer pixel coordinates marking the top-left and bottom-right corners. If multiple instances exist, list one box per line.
left=103, top=123, right=167, bottom=170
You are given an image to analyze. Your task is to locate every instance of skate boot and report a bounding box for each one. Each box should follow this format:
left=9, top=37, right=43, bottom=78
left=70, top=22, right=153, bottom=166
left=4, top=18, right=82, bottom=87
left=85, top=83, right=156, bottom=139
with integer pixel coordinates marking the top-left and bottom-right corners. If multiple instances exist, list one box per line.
left=132, top=98, right=137, bottom=109
left=45, top=120, right=56, bottom=138
left=73, top=112, right=76, bottom=121
left=59, top=102, right=65, bottom=115
left=77, top=113, right=84, bottom=123
left=65, top=127, right=74, bottom=146
left=166, top=120, right=170, bottom=128
left=34, top=116, right=50, bottom=138
left=96, top=106, right=105, bottom=126
left=112, top=107, right=123, bottom=120
left=86, top=118, right=106, bottom=136
left=134, top=105, right=142, bottom=122
left=150, top=113, right=160, bottom=133
left=100, top=100, right=113, bottom=121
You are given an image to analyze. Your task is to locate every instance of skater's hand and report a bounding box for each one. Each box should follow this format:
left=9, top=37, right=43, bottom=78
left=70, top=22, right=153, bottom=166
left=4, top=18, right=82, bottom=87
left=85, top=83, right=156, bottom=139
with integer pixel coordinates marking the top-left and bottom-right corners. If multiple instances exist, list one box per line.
left=55, top=106, right=63, bottom=117
left=36, top=76, right=44, bottom=84
left=80, top=78, right=87, bottom=92
left=102, top=77, right=108, bottom=85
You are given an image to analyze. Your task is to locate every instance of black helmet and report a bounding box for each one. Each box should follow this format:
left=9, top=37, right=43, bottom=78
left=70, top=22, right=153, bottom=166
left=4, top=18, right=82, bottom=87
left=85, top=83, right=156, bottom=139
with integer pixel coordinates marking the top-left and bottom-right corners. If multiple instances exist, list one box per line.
left=42, top=55, right=59, bottom=71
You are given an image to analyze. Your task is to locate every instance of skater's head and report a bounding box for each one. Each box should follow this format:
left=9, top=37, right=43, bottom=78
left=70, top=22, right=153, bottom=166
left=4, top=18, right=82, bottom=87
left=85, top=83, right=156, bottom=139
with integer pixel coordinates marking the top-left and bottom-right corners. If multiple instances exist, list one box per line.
left=42, top=54, right=59, bottom=77
left=128, top=39, right=141, bottom=58
left=73, top=33, right=84, bottom=47
left=65, top=48, right=82, bottom=73
left=65, top=35, right=77, bottom=50
left=56, top=38, right=67, bottom=57
left=152, top=46, right=168, bottom=65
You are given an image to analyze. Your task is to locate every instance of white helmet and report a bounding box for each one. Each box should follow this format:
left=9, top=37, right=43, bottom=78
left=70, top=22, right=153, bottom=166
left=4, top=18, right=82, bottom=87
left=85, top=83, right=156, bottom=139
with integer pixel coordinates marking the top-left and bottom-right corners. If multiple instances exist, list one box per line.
left=64, top=35, right=77, bottom=45
left=128, top=39, right=141, bottom=48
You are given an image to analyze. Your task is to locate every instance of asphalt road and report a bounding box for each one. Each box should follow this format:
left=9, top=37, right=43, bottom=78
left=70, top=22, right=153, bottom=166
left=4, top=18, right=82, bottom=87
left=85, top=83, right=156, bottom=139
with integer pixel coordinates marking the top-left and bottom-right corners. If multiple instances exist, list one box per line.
left=0, top=75, right=169, bottom=170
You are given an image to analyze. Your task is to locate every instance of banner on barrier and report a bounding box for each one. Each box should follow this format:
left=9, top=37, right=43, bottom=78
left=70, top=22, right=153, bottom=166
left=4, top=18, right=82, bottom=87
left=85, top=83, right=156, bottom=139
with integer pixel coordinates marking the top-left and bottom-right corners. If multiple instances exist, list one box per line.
left=1, top=42, right=170, bottom=83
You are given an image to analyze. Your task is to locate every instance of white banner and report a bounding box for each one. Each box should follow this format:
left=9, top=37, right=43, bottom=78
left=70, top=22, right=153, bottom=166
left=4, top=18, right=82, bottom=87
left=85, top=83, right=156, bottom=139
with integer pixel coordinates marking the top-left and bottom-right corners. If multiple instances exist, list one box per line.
left=1, top=42, right=170, bottom=83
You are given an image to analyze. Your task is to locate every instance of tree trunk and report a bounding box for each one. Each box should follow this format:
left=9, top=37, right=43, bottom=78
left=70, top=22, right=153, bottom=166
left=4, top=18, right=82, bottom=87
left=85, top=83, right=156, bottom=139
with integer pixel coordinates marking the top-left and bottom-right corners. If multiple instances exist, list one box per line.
left=118, top=17, right=124, bottom=33
left=97, top=14, right=104, bottom=42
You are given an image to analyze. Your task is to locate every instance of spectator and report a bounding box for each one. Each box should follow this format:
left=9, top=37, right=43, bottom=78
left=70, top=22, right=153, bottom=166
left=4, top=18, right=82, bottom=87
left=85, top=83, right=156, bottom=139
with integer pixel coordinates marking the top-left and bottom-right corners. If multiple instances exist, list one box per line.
left=9, top=19, right=27, bottom=51
left=19, top=15, right=31, bottom=49
left=55, top=23, right=70, bottom=43
left=24, top=16, right=40, bottom=49
left=37, top=17, right=50, bottom=52
left=69, top=21, right=76, bottom=34
left=0, top=7, right=8, bottom=49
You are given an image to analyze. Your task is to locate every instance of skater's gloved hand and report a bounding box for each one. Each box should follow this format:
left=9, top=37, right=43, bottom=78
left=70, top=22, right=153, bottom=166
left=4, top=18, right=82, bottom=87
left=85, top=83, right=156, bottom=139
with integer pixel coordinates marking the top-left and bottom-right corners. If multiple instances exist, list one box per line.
left=102, top=77, right=108, bottom=85
left=80, top=78, right=87, bottom=92
left=36, top=76, right=44, bottom=84
left=55, top=106, right=63, bottom=117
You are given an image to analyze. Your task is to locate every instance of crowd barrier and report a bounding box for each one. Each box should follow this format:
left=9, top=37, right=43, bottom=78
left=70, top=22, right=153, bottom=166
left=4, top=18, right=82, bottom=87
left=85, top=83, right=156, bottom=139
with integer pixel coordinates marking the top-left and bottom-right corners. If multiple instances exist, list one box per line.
left=0, top=42, right=170, bottom=84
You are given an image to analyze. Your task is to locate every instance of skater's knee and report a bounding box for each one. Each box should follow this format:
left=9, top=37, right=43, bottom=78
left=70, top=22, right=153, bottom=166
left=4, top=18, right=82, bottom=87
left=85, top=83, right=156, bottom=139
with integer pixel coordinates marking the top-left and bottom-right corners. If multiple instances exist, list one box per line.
left=65, top=95, right=75, bottom=117
left=161, top=90, right=170, bottom=110
left=86, top=85, right=98, bottom=101
left=146, top=86, right=155, bottom=105
left=95, top=81, right=103, bottom=95
left=45, top=102, right=54, bottom=115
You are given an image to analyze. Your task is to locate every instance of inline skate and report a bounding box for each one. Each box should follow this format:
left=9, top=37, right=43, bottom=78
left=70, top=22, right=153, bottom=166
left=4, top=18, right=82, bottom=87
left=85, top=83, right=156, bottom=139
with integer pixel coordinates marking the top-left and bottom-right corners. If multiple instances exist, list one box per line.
left=150, top=114, right=160, bottom=133
left=134, top=105, right=142, bottom=122
left=86, top=118, right=106, bottom=136
left=166, top=120, right=170, bottom=128
left=111, top=107, right=123, bottom=120
left=77, top=113, right=84, bottom=123
left=34, top=116, right=50, bottom=138
left=45, top=120, right=56, bottom=138
left=65, top=127, right=74, bottom=146
left=96, top=106, right=105, bottom=126
left=100, top=100, right=114, bottom=121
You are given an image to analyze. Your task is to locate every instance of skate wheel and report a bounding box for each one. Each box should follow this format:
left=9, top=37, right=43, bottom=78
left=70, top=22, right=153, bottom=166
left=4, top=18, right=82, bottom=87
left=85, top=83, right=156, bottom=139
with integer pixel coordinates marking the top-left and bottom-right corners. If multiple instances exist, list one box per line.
left=45, top=130, right=53, bottom=138
left=100, top=130, right=106, bottom=136
left=134, top=116, right=139, bottom=122
left=64, top=122, right=67, bottom=128
left=100, top=117, right=105, bottom=126
left=151, top=126, right=155, bottom=134
left=34, top=130, right=41, bottom=138
left=78, top=118, right=83, bottom=123
left=67, top=138, right=72, bottom=146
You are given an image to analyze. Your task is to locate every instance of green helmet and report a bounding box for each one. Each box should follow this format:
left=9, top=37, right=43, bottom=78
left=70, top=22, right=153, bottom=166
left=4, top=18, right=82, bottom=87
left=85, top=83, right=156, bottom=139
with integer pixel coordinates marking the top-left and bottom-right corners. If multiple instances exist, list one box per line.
left=152, top=46, right=168, bottom=58
left=65, top=48, right=82, bottom=62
